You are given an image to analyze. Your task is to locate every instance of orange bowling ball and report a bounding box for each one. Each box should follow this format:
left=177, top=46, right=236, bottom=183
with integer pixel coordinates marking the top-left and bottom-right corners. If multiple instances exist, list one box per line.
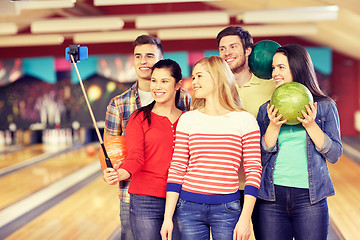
left=86, top=145, right=97, bottom=156
left=99, top=136, right=127, bottom=169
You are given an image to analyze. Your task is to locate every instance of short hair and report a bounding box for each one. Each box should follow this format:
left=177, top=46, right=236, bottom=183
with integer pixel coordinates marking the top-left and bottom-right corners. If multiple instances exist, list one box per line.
left=133, top=35, right=163, bottom=56
left=216, top=26, right=254, bottom=51
left=275, top=44, right=330, bottom=102
left=191, top=56, right=243, bottom=111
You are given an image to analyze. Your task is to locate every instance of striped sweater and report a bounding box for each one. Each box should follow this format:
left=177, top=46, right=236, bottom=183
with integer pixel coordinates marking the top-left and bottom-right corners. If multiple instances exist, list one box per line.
left=167, top=110, right=262, bottom=204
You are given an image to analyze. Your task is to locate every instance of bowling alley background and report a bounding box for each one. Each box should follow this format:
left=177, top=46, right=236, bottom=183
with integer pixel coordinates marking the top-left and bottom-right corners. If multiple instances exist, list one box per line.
left=0, top=43, right=350, bottom=147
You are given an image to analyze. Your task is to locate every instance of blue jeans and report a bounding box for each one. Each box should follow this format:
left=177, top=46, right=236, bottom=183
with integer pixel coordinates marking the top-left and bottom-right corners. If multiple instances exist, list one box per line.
left=130, top=194, right=180, bottom=240
left=176, top=199, right=241, bottom=240
left=252, top=185, right=329, bottom=240
left=120, top=199, right=133, bottom=240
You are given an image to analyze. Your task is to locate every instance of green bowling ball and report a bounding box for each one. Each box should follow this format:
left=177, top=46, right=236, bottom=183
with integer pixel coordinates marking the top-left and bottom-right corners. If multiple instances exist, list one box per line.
left=270, top=82, right=314, bottom=125
left=249, top=40, right=281, bottom=79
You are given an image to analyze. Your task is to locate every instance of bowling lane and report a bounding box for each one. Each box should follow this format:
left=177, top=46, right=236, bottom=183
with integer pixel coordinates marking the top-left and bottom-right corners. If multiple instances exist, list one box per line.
left=0, top=144, right=45, bottom=169
left=6, top=176, right=120, bottom=240
left=0, top=144, right=100, bottom=210
left=327, top=153, right=360, bottom=240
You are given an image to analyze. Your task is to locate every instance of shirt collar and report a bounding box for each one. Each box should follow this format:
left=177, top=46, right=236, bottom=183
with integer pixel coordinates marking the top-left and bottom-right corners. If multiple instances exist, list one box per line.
left=239, top=74, right=262, bottom=87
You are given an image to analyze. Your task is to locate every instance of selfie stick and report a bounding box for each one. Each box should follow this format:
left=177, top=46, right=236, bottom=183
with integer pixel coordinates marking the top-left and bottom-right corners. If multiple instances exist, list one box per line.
left=68, top=52, right=113, bottom=168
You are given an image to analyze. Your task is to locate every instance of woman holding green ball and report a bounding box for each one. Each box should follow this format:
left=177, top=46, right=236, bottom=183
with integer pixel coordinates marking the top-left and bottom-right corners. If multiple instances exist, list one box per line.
left=253, top=44, right=343, bottom=240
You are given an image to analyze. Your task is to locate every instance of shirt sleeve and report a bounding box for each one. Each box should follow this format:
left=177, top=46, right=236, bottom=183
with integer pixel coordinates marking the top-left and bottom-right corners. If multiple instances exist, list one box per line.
left=319, top=101, right=343, bottom=163
left=105, top=98, right=122, bottom=136
left=121, top=112, right=145, bottom=176
left=242, top=114, right=262, bottom=198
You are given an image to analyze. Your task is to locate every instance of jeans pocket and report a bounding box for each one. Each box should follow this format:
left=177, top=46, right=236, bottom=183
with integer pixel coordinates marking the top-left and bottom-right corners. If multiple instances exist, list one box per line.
left=176, top=198, right=186, bottom=210
left=224, top=199, right=241, bottom=212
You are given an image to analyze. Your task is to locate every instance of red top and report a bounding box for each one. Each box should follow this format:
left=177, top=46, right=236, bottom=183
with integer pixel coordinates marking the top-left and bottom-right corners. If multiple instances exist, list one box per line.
left=121, top=111, right=181, bottom=198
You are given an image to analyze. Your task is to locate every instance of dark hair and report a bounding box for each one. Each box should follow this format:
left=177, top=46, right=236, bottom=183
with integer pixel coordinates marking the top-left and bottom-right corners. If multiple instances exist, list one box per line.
left=216, top=26, right=254, bottom=51
left=275, top=44, right=330, bottom=102
left=133, top=35, right=163, bottom=56
left=134, top=59, right=182, bottom=125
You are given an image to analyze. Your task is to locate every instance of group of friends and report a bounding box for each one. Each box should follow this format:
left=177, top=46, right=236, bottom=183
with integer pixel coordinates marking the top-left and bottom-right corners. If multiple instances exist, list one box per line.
left=101, top=26, right=343, bottom=240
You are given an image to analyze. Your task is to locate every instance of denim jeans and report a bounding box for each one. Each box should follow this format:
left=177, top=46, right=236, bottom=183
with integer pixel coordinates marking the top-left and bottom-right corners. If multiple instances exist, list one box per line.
left=130, top=194, right=180, bottom=240
left=176, top=199, right=241, bottom=240
left=252, top=185, right=329, bottom=240
left=120, top=199, right=133, bottom=240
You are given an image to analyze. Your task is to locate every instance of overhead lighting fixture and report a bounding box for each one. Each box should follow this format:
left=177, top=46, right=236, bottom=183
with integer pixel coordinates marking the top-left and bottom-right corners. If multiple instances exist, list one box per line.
left=157, top=24, right=317, bottom=40
left=158, top=27, right=225, bottom=40
left=31, top=17, right=124, bottom=33
left=14, top=0, right=75, bottom=10
left=73, top=30, right=149, bottom=43
left=0, top=34, right=64, bottom=47
left=245, top=24, right=318, bottom=37
left=239, top=5, right=339, bottom=24
left=136, top=12, right=229, bottom=29
left=0, top=23, right=18, bottom=35
left=94, top=0, right=217, bottom=6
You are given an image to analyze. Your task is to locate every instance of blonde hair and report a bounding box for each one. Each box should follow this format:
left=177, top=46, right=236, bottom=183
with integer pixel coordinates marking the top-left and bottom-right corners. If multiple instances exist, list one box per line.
left=191, top=56, right=243, bottom=111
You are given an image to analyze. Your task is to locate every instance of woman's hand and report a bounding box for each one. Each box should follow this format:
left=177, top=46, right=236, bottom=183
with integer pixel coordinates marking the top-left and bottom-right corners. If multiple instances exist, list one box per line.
left=263, top=104, right=286, bottom=149
left=233, top=214, right=251, bottom=240
left=160, top=219, right=174, bottom=240
left=267, top=104, right=287, bottom=128
left=298, top=102, right=317, bottom=129
left=298, top=102, right=325, bottom=149
left=102, top=167, right=119, bottom=185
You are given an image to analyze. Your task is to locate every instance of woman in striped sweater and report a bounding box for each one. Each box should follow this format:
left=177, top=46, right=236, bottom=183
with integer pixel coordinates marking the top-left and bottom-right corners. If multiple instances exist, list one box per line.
left=160, top=56, right=262, bottom=240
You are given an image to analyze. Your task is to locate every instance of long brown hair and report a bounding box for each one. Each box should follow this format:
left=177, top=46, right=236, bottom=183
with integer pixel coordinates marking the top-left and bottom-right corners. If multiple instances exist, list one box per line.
left=275, top=44, right=332, bottom=102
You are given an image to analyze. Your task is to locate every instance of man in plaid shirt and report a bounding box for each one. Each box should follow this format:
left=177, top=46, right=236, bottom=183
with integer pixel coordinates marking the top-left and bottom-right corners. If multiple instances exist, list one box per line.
left=103, top=35, right=191, bottom=239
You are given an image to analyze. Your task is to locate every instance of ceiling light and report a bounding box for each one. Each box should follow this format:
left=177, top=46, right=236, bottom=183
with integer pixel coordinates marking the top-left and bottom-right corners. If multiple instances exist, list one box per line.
left=239, top=5, right=339, bottom=24
left=94, top=0, right=217, bottom=6
left=15, top=0, right=75, bottom=10
left=0, top=34, right=64, bottom=47
left=136, top=12, right=229, bottom=29
left=157, top=24, right=317, bottom=40
left=245, top=24, right=318, bottom=37
left=31, top=17, right=124, bottom=33
left=157, top=27, right=225, bottom=40
left=73, top=30, right=149, bottom=43
left=0, top=23, right=18, bottom=35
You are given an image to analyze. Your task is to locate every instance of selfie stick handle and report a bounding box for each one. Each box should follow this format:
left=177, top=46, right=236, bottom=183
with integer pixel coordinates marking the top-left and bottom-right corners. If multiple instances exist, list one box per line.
left=69, top=54, right=113, bottom=168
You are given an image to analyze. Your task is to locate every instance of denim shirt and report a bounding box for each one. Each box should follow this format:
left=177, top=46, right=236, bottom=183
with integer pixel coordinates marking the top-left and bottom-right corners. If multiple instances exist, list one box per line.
left=256, top=99, right=343, bottom=204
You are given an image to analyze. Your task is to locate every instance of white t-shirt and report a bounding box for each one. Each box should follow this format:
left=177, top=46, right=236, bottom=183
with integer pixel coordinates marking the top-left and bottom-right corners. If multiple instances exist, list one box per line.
left=138, top=89, right=154, bottom=107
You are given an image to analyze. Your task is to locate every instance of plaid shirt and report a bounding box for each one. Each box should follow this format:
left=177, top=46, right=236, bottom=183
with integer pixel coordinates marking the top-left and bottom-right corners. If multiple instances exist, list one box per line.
left=105, top=81, right=191, bottom=202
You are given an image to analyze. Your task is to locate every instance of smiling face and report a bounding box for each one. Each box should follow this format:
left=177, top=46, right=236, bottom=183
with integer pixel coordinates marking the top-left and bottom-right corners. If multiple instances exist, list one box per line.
left=150, top=68, right=180, bottom=104
left=133, top=44, right=162, bottom=81
left=272, top=52, right=293, bottom=87
left=191, top=63, right=215, bottom=100
left=218, top=35, right=251, bottom=73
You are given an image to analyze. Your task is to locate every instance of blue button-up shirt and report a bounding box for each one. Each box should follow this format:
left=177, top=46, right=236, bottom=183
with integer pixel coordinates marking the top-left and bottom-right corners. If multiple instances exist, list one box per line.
left=256, top=99, right=343, bottom=204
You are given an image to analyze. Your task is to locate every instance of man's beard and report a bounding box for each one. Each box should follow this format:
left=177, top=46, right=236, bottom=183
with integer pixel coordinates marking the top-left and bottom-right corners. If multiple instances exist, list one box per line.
left=231, top=59, right=247, bottom=74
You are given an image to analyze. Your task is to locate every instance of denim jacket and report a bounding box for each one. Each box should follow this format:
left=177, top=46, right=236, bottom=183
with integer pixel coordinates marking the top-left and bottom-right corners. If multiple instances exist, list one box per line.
left=256, top=99, right=343, bottom=204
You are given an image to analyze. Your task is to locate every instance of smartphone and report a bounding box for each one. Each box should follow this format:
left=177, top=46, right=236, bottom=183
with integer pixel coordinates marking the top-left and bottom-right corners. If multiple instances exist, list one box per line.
left=65, top=45, right=88, bottom=62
